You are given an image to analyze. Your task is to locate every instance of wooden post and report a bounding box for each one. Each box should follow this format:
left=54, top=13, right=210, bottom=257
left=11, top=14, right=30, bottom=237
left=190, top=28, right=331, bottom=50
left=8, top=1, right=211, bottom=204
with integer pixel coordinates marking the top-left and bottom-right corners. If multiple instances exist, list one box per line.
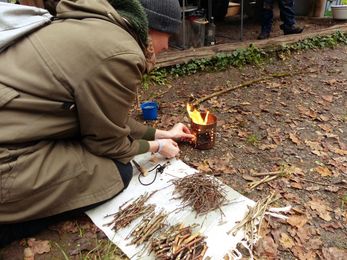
left=313, top=0, right=327, bottom=17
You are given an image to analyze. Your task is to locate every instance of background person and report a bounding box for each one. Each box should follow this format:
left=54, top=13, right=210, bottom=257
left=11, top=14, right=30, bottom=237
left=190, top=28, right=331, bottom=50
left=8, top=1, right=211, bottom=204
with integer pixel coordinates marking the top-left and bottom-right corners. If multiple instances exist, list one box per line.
left=0, top=0, right=191, bottom=246
left=258, top=0, right=303, bottom=39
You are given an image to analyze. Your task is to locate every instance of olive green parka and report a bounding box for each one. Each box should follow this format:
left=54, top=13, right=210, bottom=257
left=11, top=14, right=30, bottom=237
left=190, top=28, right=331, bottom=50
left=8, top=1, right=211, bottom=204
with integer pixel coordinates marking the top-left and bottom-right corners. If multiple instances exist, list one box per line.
left=0, top=0, right=155, bottom=223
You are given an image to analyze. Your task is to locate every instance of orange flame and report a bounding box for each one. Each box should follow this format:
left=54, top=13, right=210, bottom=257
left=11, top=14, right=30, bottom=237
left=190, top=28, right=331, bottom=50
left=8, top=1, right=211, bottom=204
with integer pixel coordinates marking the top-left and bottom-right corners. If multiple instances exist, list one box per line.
left=187, top=104, right=209, bottom=125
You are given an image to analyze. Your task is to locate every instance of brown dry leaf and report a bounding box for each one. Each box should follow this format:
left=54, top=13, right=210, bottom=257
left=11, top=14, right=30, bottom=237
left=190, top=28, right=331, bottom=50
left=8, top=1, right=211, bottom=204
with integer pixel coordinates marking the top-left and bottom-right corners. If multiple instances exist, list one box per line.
left=297, top=105, right=317, bottom=119
left=320, top=222, right=343, bottom=232
left=310, top=237, right=323, bottom=250
left=332, top=148, right=347, bottom=156
left=322, top=247, right=347, bottom=260
left=279, top=233, right=295, bottom=249
left=290, top=182, right=303, bottom=189
left=196, top=160, right=211, bottom=173
left=315, top=166, right=332, bottom=177
left=305, top=140, right=322, bottom=151
left=292, top=246, right=317, bottom=260
left=258, top=144, right=277, bottom=150
left=308, top=197, right=332, bottom=221
left=289, top=133, right=301, bottom=145
left=267, top=128, right=282, bottom=145
left=287, top=215, right=308, bottom=228
left=318, top=123, right=332, bottom=132
left=254, top=235, right=278, bottom=258
left=321, top=95, right=334, bottom=102
left=322, top=79, right=337, bottom=86
left=57, top=220, right=79, bottom=234
left=318, top=114, right=330, bottom=122
left=27, top=238, right=51, bottom=255
left=296, top=226, right=311, bottom=243
left=207, top=158, right=235, bottom=174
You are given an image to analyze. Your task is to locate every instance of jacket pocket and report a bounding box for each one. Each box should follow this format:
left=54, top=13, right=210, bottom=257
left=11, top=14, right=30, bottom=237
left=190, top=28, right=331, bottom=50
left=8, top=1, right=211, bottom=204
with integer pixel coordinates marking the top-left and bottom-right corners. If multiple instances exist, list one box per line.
left=0, top=84, right=19, bottom=108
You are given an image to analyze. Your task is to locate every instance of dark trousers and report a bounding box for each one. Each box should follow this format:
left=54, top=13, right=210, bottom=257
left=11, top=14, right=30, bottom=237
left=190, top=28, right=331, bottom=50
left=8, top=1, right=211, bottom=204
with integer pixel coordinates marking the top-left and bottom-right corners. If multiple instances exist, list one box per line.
left=0, top=160, right=133, bottom=248
left=261, top=0, right=296, bottom=32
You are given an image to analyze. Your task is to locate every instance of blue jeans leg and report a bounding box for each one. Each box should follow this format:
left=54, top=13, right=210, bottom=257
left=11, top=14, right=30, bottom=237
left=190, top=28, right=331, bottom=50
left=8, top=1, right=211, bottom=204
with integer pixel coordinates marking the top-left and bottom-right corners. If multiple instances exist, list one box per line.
left=261, top=0, right=274, bottom=33
left=279, top=0, right=296, bottom=28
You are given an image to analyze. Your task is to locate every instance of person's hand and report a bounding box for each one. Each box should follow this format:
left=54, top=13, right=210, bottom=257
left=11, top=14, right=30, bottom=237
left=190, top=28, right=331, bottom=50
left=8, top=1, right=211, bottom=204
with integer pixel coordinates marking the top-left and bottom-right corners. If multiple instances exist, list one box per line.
left=167, top=123, right=195, bottom=141
left=157, top=139, right=179, bottom=158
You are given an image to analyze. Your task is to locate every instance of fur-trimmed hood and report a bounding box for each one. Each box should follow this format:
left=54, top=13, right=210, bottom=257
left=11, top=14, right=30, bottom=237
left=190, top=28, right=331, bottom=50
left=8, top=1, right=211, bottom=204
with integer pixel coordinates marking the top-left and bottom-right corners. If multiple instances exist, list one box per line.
left=56, top=0, right=148, bottom=47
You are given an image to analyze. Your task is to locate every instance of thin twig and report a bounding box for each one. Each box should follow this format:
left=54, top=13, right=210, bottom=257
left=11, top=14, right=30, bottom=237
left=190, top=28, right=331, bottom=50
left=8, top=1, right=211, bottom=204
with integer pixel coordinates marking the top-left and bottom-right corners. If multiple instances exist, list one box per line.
left=192, top=72, right=291, bottom=106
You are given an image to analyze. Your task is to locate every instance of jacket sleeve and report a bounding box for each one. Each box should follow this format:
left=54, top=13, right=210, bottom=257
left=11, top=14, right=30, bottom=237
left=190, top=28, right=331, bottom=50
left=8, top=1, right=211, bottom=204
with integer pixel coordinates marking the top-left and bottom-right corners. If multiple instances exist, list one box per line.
left=75, top=52, right=151, bottom=163
left=127, top=117, right=156, bottom=140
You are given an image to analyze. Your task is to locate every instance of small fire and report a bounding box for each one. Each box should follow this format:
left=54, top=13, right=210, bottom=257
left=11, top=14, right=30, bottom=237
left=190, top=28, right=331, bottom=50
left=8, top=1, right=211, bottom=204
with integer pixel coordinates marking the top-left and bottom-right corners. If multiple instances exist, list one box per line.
left=187, top=104, right=209, bottom=125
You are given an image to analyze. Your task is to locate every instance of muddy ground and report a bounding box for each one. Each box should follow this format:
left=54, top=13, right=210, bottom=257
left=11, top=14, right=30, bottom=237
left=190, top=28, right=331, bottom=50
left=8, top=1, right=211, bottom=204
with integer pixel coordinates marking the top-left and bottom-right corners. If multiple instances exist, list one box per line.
left=1, top=33, right=347, bottom=260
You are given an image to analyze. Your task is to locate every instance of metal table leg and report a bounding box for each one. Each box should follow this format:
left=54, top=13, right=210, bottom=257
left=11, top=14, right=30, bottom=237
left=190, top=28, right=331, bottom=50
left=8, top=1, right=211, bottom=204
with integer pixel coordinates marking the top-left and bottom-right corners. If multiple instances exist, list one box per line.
left=240, top=0, right=244, bottom=41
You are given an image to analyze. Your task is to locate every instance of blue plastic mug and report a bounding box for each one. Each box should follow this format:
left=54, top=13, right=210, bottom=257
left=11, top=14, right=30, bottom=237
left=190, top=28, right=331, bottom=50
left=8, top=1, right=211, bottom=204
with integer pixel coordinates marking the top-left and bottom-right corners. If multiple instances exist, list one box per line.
left=140, top=101, right=158, bottom=120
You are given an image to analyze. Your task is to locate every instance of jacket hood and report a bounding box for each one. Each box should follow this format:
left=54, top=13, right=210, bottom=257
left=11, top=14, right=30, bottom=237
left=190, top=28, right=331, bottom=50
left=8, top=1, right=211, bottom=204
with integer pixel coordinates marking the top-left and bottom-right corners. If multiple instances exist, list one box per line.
left=56, top=0, right=148, bottom=47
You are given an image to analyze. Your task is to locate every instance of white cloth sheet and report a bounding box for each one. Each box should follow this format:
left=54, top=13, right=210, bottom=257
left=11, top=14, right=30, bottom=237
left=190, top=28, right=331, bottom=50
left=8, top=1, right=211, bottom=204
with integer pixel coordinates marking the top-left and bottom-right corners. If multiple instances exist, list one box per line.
left=86, top=153, right=255, bottom=259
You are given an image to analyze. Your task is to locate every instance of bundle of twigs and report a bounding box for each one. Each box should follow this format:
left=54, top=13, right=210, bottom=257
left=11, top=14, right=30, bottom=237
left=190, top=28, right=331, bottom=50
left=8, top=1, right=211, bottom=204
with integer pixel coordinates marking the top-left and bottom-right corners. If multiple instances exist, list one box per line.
left=104, top=192, right=156, bottom=231
left=172, top=173, right=227, bottom=215
left=151, top=223, right=207, bottom=260
left=227, top=193, right=277, bottom=248
left=127, top=209, right=168, bottom=246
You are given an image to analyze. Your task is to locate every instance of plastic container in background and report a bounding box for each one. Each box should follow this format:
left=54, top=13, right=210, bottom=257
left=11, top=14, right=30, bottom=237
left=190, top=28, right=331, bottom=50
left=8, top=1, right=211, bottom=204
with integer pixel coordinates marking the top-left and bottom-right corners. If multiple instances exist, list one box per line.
left=141, top=101, right=158, bottom=120
left=331, top=5, right=347, bottom=20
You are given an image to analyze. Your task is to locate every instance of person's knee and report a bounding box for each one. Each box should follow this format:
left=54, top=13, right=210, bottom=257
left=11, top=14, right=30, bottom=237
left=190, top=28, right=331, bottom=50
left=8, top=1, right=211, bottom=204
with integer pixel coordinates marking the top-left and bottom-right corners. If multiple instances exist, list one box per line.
left=113, top=160, right=133, bottom=189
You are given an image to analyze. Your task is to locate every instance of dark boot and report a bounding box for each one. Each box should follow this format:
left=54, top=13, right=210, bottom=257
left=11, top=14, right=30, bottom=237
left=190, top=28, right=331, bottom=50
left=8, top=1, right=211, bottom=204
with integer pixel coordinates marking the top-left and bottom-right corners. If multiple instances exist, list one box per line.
left=280, top=24, right=303, bottom=35
left=257, top=30, right=270, bottom=40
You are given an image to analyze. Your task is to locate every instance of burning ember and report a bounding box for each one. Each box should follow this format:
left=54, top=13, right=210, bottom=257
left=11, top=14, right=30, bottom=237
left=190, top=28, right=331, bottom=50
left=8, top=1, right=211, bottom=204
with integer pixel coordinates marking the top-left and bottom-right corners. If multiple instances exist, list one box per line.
left=187, top=104, right=217, bottom=150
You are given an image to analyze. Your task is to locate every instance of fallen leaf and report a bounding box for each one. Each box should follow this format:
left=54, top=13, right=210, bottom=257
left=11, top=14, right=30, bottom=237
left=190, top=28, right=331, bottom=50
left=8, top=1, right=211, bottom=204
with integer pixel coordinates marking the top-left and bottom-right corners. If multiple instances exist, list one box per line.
left=292, top=246, right=317, bottom=260
left=320, top=222, right=343, bottom=232
left=290, top=182, right=303, bottom=189
left=287, top=215, right=308, bottom=228
left=310, top=237, right=323, bottom=250
left=321, top=95, right=333, bottom=102
left=27, top=238, right=51, bottom=255
left=305, top=140, right=322, bottom=151
left=297, top=105, right=317, bottom=119
left=279, top=233, right=295, bottom=249
left=332, top=148, right=347, bottom=156
left=318, top=114, right=330, bottom=122
left=322, top=247, right=347, bottom=260
left=308, top=197, right=332, bottom=221
left=254, top=235, right=278, bottom=258
left=322, top=79, right=337, bottom=86
left=318, top=123, right=332, bottom=132
left=196, top=161, right=211, bottom=173
left=296, top=226, right=311, bottom=243
left=258, top=144, right=278, bottom=150
left=315, top=166, right=332, bottom=177
left=289, top=133, right=301, bottom=145
left=305, top=185, right=320, bottom=191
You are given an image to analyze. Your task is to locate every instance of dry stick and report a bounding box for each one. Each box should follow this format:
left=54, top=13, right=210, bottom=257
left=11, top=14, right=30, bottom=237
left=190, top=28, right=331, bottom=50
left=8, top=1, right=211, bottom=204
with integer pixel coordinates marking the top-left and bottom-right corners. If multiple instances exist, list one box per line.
left=251, top=171, right=281, bottom=177
left=192, top=72, right=291, bottom=107
left=249, top=175, right=279, bottom=190
left=298, top=177, right=347, bottom=189
left=227, top=193, right=277, bottom=250
left=172, top=173, right=227, bottom=215
left=104, top=191, right=157, bottom=230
